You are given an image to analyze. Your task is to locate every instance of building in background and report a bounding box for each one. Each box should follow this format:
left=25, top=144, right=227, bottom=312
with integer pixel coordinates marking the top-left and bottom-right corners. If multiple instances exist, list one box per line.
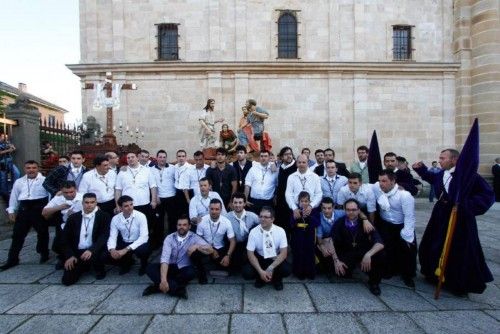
left=68, top=0, right=499, bottom=176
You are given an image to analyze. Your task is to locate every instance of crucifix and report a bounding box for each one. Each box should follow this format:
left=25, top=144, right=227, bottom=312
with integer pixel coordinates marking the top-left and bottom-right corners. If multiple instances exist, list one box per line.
left=82, top=72, right=137, bottom=146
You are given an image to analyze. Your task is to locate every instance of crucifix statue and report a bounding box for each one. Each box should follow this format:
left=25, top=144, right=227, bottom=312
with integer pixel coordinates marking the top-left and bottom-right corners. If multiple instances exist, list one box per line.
left=82, top=72, right=136, bottom=146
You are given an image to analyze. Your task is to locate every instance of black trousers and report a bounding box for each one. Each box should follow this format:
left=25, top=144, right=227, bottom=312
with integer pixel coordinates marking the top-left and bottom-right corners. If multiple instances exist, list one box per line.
left=62, top=249, right=105, bottom=286
left=190, top=245, right=229, bottom=274
left=102, top=237, right=151, bottom=269
left=174, top=189, right=190, bottom=223
left=98, top=199, right=115, bottom=218
left=336, top=249, right=386, bottom=284
left=158, top=196, right=177, bottom=235
left=275, top=199, right=291, bottom=237
left=231, top=241, right=249, bottom=270
left=7, top=198, right=49, bottom=263
left=146, top=263, right=196, bottom=295
left=134, top=204, right=160, bottom=248
left=377, top=219, right=417, bottom=279
left=242, top=252, right=291, bottom=284
left=248, top=197, right=274, bottom=216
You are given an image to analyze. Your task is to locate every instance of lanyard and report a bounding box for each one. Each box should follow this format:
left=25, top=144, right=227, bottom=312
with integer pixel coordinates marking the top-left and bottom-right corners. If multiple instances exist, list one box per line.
left=69, top=168, right=83, bottom=184
left=209, top=221, right=220, bottom=246
left=83, top=217, right=92, bottom=239
left=128, top=166, right=142, bottom=184
left=298, top=175, right=307, bottom=190
left=199, top=196, right=211, bottom=213
left=123, top=216, right=134, bottom=239
left=26, top=177, right=37, bottom=198
left=96, top=172, right=109, bottom=192
left=326, top=176, right=337, bottom=197
left=260, top=166, right=269, bottom=185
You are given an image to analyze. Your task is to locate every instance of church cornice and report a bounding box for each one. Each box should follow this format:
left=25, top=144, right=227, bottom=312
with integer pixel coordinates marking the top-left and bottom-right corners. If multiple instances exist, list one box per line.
left=67, top=61, right=460, bottom=77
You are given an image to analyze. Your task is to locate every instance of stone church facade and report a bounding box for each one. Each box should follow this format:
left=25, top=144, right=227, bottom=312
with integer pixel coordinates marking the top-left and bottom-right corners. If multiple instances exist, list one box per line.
left=69, top=0, right=499, bottom=175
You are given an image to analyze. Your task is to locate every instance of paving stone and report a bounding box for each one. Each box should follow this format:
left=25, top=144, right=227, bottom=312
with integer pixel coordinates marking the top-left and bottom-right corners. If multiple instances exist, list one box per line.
left=230, top=314, right=286, bottom=334
left=0, top=315, right=31, bottom=334
left=415, top=289, right=493, bottom=311
left=90, top=315, right=152, bottom=334
left=0, top=284, right=47, bottom=313
left=306, top=283, right=388, bottom=312
left=94, top=266, right=151, bottom=284
left=10, top=315, right=101, bottom=334
left=94, top=284, right=176, bottom=314
left=468, top=283, right=500, bottom=308
left=175, top=284, right=241, bottom=314
left=0, top=264, right=54, bottom=283
left=144, top=314, right=229, bottom=333
left=357, top=312, right=425, bottom=334
left=243, top=283, right=314, bottom=313
left=377, top=285, right=437, bottom=311
left=284, top=313, right=365, bottom=334
left=7, top=284, right=116, bottom=314
left=0, top=238, right=11, bottom=250
left=484, top=310, right=500, bottom=321
left=409, top=310, right=500, bottom=334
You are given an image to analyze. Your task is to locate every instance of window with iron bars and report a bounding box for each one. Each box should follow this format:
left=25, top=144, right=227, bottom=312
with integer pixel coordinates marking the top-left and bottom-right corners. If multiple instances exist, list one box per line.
left=393, top=25, right=413, bottom=61
left=157, top=24, right=179, bottom=60
left=278, top=12, right=298, bottom=59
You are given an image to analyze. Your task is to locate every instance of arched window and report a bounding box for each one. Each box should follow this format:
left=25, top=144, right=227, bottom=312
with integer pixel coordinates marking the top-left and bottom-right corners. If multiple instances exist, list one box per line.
left=278, top=12, right=298, bottom=59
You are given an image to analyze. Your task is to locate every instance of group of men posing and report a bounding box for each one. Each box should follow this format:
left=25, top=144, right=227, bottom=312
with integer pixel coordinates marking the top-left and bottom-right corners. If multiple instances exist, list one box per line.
left=0, top=143, right=495, bottom=299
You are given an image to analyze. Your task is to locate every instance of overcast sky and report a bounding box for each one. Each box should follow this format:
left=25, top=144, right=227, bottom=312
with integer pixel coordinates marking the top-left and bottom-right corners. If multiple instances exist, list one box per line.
left=0, top=0, right=81, bottom=124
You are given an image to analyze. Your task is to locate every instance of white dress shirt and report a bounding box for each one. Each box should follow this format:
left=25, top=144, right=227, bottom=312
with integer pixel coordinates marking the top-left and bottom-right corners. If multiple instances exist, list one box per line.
left=189, top=191, right=227, bottom=220
left=443, top=166, right=455, bottom=193
left=196, top=215, right=234, bottom=249
left=320, top=174, right=348, bottom=203
left=245, top=163, right=278, bottom=200
left=107, top=210, right=149, bottom=250
left=188, top=165, right=209, bottom=196
left=175, top=162, right=193, bottom=190
left=246, top=224, right=288, bottom=258
left=79, top=169, right=116, bottom=203
left=115, top=165, right=156, bottom=206
left=373, top=184, right=415, bottom=243
left=44, top=193, right=84, bottom=228
left=7, top=173, right=48, bottom=213
left=78, top=208, right=98, bottom=249
left=151, top=165, right=176, bottom=198
left=337, top=184, right=376, bottom=213
left=285, top=169, right=323, bottom=210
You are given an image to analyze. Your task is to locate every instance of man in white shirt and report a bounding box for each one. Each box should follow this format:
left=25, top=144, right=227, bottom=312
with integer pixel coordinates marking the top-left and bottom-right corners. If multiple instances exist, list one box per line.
left=196, top=198, right=236, bottom=283
left=244, top=149, right=278, bottom=215
left=151, top=150, right=176, bottom=243
left=42, top=180, right=84, bottom=268
left=285, top=154, right=322, bottom=220
left=186, top=150, right=209, bottom=198
left=373, top=169, right=417, bottom=288
left=173, top=149, right=193, bottom=223
left=337, top=172, right=376, bottom=222
left=104, top=195, right=151, bottom=275
left=320, top=160, right=348, bottom=206
left=224, top=193, right=260, bottom=269
left=242, top=206, right=291, bottom=290
left=61, top=193, right=111, bottom=285
left=79, top=155, right=116, bottom=217
left=1, top=160, right=49, bottom=270
left=189, top=178, right=226, bottom=227
left=115, top=151, right=157, bottom=241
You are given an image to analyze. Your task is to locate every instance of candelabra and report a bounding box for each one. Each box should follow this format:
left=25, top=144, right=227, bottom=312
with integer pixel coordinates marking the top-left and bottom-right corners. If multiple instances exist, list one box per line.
left=113, top=120, right=145, bottom=145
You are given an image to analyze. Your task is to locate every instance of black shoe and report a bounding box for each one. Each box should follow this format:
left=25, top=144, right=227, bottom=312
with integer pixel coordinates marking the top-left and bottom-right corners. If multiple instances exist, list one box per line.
left=369, top=283, right=381, bottom=296
left=403, top=277, right=415, bottom=288
left=39, top=254, right=49, bottom=264
left=95, top=271, right=106, bottom=280
left=55, top=260, right=64, bottom=270
left=0, top=260, right=19, bottom=271
left=176, top=287, right=188, bottom=299
left=273, top=281, right=284, bottom=291
left=142, top=284, right=160, bottom=296
left=198, top=271, right=208, bottom=284
left=119, top=265, right=132, bottom=275
left=254, top=279, right=265, bottom=288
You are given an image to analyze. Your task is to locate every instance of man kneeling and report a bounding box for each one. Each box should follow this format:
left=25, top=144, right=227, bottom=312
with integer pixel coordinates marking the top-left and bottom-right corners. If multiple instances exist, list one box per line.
left=331, top=199, right=385, bottom=295
left=61, top=192, right=110, bottom=285
left=143, top=215, right=214, bottom=299
left=242, top=206, right=291, bottom=290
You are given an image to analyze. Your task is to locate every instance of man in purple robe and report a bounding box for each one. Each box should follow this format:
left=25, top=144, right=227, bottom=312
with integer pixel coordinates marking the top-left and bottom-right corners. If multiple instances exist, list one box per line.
left=413, top=148, right=495, bottom=295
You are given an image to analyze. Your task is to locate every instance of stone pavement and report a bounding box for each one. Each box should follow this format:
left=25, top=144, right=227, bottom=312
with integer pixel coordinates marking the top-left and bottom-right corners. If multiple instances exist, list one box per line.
left=0, top=199, right=498, bottom=334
